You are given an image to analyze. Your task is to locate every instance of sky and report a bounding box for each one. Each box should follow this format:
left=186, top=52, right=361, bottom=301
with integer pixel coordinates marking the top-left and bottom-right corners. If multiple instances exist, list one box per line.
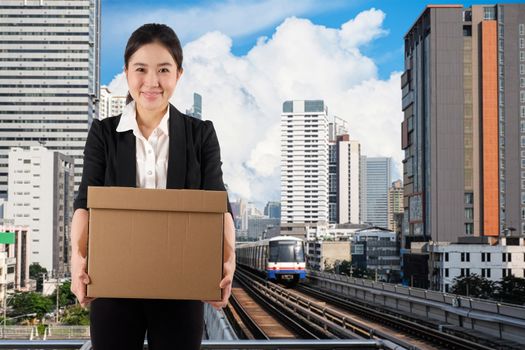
left=100, top=0, right=523, bottom=207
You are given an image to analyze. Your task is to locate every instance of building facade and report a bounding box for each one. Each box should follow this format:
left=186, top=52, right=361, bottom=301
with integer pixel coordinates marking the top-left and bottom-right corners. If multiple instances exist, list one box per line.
left=388, top=180, right=404, bottom=231
left=0, top=0, right=101, bottom=196
left=307, top=240, right=351, bottom=271
left=280, top=100, right=329, bottom=226
left=360, top=157, right=391, bottom=228
left=264, top=201, right=281, bottom=219
left=186, top=92, right=202, bottom=119
left=5, top=147, right=74, bottom=275
left=401, top=4, right=525, bottom=288
left=0, top=221, right=30, bottom=292
left=429, top=236, right=525, bottom=293
left=328, top=117, right=360, bottom=225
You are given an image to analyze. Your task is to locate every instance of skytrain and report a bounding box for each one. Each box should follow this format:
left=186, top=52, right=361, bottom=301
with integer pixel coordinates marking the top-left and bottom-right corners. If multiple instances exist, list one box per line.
left=236, top=236, right=306, bottom=284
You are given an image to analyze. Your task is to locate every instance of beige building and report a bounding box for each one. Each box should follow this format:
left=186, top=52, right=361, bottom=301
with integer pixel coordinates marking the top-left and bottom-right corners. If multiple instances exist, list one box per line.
left=388, top=180, right=404, bottom=232
left=307, top=240, right=351, bottom=271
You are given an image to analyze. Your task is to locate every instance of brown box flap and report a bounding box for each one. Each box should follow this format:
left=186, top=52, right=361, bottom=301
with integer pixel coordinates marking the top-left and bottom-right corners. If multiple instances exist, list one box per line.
left=87, top=186, right=227, bottom=213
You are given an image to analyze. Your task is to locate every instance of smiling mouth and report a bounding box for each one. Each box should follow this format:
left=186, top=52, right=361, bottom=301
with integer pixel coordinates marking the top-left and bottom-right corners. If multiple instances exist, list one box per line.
left=142, top=91, right=162, bottom=97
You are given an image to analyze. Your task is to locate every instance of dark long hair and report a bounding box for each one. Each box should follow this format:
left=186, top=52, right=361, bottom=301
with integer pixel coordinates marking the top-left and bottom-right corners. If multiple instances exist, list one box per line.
left=124, top=23, right=183, bottom=104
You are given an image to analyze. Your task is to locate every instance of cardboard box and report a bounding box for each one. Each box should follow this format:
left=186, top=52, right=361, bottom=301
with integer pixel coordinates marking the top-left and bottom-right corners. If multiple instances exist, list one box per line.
left=86, top=186, right=225, bottom=300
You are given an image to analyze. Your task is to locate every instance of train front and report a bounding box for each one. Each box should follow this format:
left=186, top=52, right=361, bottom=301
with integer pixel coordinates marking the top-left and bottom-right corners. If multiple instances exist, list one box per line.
left=266, top=238, right=306, bottom=284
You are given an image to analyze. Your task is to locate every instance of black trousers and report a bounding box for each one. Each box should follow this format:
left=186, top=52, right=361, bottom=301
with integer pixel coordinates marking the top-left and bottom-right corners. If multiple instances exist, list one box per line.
left=90, top=298, right=204, bottom=350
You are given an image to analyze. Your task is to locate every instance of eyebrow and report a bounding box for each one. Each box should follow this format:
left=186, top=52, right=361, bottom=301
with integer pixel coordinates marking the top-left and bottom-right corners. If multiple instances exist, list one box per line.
left=132, top=62, right=174, bottom=67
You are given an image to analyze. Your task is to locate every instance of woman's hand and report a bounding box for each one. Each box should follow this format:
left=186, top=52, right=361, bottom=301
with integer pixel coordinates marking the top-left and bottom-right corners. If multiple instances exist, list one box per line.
left=70, top=254, right=94, bottom=307
left=70, top=209, right=95, bottom=307
left=205, top=258, right=235, bottom=310
left=205, top=212, right=236, bottom=310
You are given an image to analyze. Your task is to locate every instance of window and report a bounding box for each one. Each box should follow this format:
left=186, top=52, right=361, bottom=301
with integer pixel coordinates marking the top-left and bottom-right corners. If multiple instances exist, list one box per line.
left=521, top=64, right=525, bottom=75
left=509, top=253, right=512, bottom=262
left=522, top=77, right=525, bottom=88
left=521, top=38, right=525, bottom=49
left=487, top=252, right=491, bottom=262
left=522, top=192, right=525, bottom=205
left=503, top=269, right=512, bottom=278
left=445, top=269, right=449, bottom=277
left=466, top=268, right=470, bottom=277
left=503, top=253, right=506, bottom=262
left=520, top=24, right=525, bottom=36
left=461, top=268, right=465, bottom=277
left=461, top=252, right=465, bottom=262
left=521, top=51, right=525, bottom=62
left=522, top=159, right=525, bottom=169
left=465, top=193, right=473, bottom=204
left=482, top=252, right=486, bottom=262
left=521, top=136, right=525, bottom=148
left=465, top=208, right=474, bottom=220
left=466, top=253, right=470, bottom=262
left=445, top=284, right=449, bottom=293
left=521, top=121, right=525, bottom=133
left=445, top=252, right=449, bottom=262
left=482, top=268, right=486, bottom=278
left=521, top=91, right=525, bottom=103
left=483, top=6, right=495, bottom=20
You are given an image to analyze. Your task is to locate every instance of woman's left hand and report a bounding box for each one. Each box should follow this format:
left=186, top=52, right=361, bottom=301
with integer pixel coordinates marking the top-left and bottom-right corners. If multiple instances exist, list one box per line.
left=205, top=258, right=235, bottom=310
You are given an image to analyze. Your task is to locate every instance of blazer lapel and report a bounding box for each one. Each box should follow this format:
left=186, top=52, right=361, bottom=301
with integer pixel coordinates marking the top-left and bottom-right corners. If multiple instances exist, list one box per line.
left=167, top=103, right=187, bottom=189
left=116, top=127, right=137, bottom=187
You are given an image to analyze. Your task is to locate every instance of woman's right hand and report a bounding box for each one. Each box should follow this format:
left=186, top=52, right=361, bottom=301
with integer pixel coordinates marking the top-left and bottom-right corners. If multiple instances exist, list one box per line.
left=70, top=208, right=94, bottom=307
left=71, top=253, right=94, bottom=307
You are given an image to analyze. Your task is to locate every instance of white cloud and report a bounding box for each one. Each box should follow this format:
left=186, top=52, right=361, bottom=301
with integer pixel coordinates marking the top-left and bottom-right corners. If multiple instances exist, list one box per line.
left=108, top=9, right=403, bottom=206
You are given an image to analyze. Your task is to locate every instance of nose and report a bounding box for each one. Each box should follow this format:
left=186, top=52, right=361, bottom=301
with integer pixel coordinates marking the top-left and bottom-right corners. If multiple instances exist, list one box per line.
left=144, top=70, right=160, bottom=87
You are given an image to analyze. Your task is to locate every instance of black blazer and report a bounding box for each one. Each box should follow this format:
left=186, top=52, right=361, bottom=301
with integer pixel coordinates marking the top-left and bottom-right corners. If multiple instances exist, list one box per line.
left=73, top=103, right=233, bottom=217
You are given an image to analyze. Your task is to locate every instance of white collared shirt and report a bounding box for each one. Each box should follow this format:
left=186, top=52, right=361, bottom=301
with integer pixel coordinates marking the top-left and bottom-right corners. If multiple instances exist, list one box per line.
left=116, top=100, right=170, bottom=189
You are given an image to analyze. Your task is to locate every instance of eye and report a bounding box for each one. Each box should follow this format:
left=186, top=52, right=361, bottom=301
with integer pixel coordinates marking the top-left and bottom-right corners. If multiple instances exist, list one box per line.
left=159, top=68, right=170, bottom=73
left=135, top=67, right=145, bottom=72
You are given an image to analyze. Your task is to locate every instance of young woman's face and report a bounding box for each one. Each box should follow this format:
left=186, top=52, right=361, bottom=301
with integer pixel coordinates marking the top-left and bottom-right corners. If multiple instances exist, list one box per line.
left=125, top=41, right=182, bottom=112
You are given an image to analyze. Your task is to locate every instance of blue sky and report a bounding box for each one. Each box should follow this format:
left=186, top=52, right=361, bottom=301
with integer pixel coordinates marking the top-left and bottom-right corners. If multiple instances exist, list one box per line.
left=100, top=0, right=525, bottom=85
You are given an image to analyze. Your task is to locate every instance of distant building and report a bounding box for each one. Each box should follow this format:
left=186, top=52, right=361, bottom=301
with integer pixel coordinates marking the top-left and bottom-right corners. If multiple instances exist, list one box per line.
left=388, top=180, right=404, bottom=232
left=351, top=227, right=400, bottom=281
left=247, top=217, right=280, bottom=240
left=5, top=147, right=75, bottom=275
left=99, top=86, right=126, bottom=119
left=328, top=117, right=360, bottom=225
left=360, top=157, right=391, bottom=229
left=280, top=100, right=329, bottom=227
left=429, top=236, right=525, bottom=293
left=186, top=93, right=202, bottom=119
left=264, top=201, right=281, bottom=219
left=0, top=220, right=30, bottom=292
left=307, top=240, right=351, bottom=271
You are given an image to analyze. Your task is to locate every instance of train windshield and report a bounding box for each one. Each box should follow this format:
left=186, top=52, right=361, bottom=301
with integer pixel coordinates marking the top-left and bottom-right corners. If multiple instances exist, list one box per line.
left=269, top=241, right=305, bottom=262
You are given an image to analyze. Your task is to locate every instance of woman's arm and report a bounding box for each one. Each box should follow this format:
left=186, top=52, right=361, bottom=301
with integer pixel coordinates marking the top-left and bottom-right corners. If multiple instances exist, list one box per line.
left=200, top=120, right=236, bottom=308
left=70, top=208, right=93, bottom=306
left=70, top=119, right=106, bottom=306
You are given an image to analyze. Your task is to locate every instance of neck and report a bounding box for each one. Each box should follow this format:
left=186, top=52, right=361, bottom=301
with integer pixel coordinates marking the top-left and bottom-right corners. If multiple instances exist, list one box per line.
left=135, top=103, right=168, bottom=129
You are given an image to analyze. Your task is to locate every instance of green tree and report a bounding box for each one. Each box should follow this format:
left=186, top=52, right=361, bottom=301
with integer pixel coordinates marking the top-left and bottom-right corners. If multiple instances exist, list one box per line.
left=29, top=263, right=48, bottom=293
left=9, top=292, right=53, bottom=320
left=48, top=281, right=76, bottom=308
left=497, top=276, right=525, bottom=305
left=451, top=274, right=496, bottom=299
left=60, top=305, right=89, bottom=326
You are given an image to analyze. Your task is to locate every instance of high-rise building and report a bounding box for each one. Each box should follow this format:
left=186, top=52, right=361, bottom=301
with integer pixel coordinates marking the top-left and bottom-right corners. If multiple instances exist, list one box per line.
left=328, top=117, right=360, bottom=224
left=388, top=180, right=404, bottom=232
left=401, top=4, right=525, bottom=245
left=186, top=92, right=202, bottom=119
left=0, top=0, right=101, bottom=197
left=4, top=147, right=75, bottom=275
left=264, top=201, right=281, bottom=219
left=280, top=100, right=329, bottom=226
left=360, top=157, right=391, bottom=228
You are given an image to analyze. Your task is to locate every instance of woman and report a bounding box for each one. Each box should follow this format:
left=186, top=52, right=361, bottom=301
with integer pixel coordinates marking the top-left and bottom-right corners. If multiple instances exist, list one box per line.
left=70, top=23, right=236, bottom=350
